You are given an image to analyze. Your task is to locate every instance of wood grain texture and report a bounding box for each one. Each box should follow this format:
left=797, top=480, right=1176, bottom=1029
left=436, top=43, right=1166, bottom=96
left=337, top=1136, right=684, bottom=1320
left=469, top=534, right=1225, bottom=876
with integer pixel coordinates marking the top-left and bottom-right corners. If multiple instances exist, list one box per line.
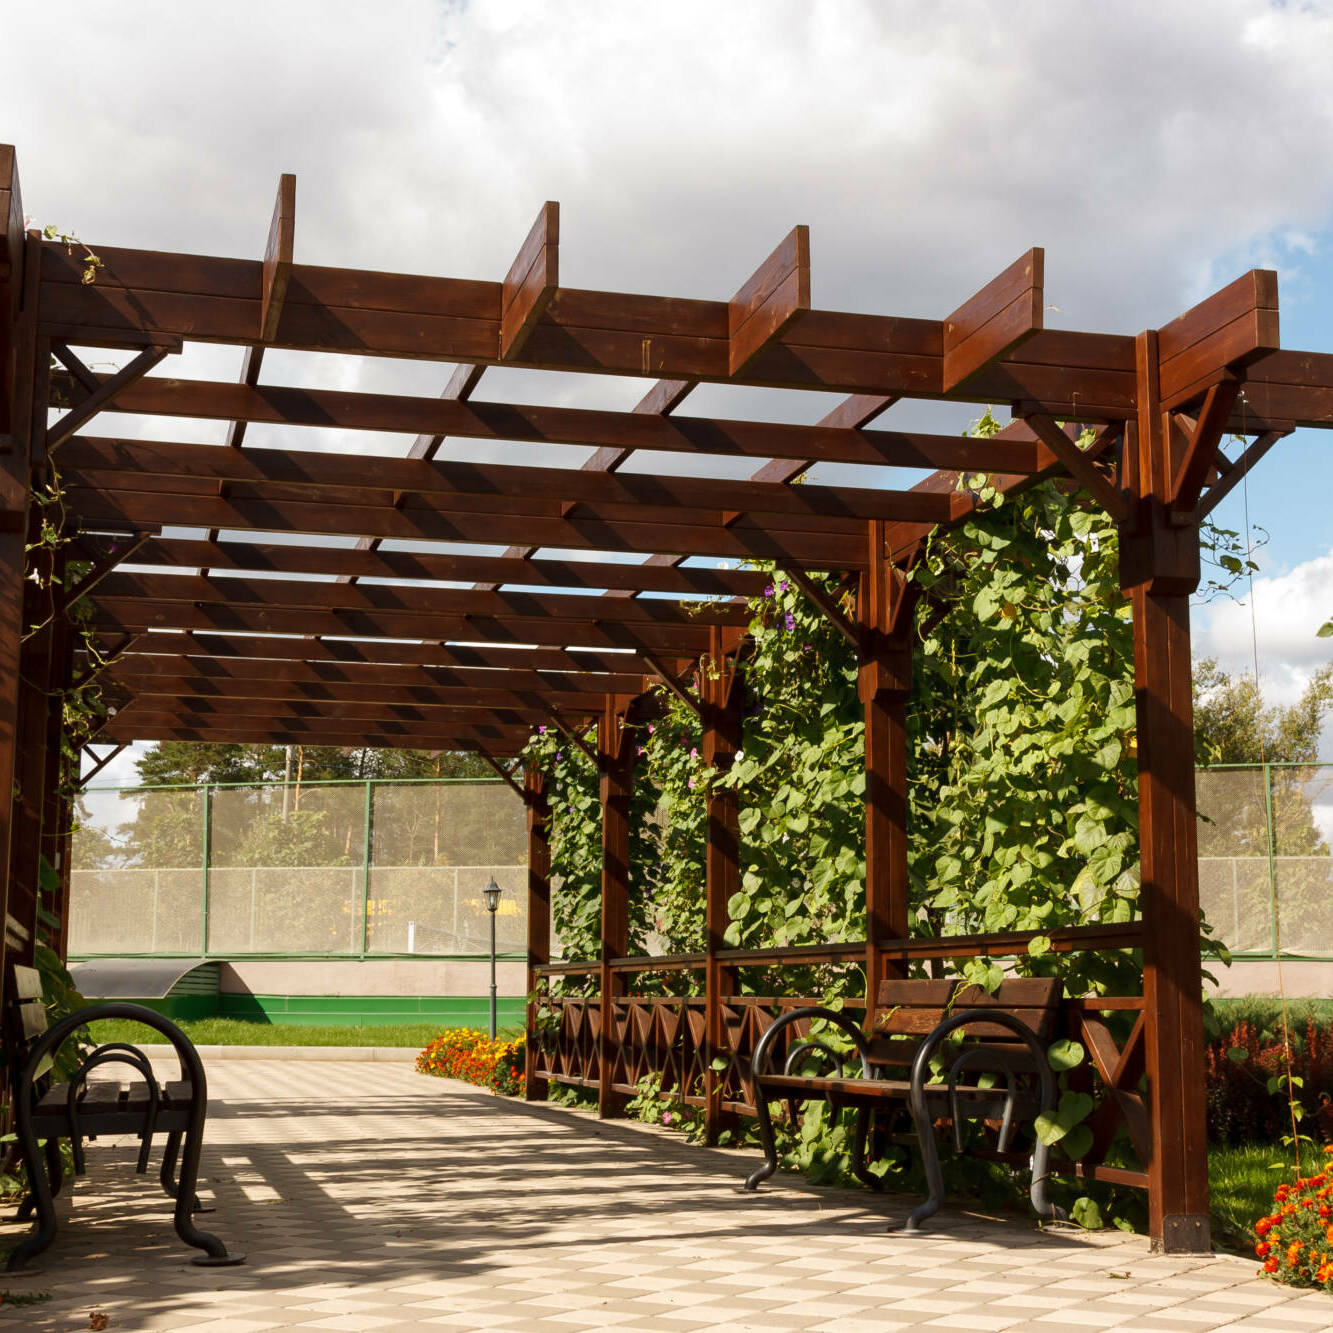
left=260, top=174, right=295, bottom=342
left=1157, top=269, right=1278, bottom=408
left=942, top=248, right=1043, bottom=391
left=501, top=201, right=558, bottom=360
left=119, top=536, right=768, bottom=597
left=728, top=226, right=810, bottom=376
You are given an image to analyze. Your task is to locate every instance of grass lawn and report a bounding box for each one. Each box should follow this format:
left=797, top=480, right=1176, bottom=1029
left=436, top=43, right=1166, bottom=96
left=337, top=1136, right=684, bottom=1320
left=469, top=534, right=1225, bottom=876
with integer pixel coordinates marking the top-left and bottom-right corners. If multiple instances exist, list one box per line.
left=86, top=1017, right=524, bottom=1048
left=1210, top=1142, right=1309, bottom=1252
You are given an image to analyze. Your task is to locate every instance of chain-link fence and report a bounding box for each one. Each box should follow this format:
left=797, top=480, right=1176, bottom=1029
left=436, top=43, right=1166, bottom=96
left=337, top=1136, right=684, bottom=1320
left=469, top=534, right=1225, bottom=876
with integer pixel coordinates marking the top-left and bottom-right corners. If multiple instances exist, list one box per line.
left=70, top=765, right=1333, bottom=961
left=1196, top=764, right=1333, bottom=958
left=69, top=779, right=528, bottom=958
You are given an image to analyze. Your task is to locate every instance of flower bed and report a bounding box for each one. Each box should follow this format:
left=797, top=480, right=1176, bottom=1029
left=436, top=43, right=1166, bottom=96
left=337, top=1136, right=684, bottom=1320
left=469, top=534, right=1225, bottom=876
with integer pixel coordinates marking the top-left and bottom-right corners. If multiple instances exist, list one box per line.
left=1207, top=1018, right=1333, bottom=1145
left=1254, top=1149, right=1333, bottom=1288
left=416, top=1028, right=525, bottom=1096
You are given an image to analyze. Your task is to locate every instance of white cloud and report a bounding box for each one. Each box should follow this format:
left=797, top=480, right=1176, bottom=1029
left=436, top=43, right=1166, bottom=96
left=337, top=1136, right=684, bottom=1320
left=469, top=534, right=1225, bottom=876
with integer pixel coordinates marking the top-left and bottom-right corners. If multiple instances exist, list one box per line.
left=7, top=0, right=1333, bottom=347
left=1193, top=547, right=1333, bottom=757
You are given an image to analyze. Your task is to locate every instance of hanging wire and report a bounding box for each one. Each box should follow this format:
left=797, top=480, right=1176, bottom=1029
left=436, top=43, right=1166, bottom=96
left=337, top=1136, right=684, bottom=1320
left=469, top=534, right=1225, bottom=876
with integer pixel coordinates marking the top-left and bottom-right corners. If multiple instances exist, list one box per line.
left=1236, top=390, right=1303, bottom=1175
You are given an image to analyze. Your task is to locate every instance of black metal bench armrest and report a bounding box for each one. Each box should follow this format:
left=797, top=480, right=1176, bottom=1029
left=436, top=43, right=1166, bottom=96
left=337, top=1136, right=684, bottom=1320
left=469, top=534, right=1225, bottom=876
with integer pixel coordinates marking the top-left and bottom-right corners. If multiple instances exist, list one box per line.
left=904, top=1006, right=1060, bottom=1230
left=750, top=1005, right=871, bottom=1082
left=16, top=1002, right=207, bottom=1113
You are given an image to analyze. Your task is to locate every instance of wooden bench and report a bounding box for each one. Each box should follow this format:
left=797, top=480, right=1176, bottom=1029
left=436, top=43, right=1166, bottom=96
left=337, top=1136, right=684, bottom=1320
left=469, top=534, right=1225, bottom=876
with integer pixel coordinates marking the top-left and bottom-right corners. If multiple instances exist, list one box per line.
left=744, top=977, right=1064, bottom=1229
left=5, top=964, right=244, bottom=1270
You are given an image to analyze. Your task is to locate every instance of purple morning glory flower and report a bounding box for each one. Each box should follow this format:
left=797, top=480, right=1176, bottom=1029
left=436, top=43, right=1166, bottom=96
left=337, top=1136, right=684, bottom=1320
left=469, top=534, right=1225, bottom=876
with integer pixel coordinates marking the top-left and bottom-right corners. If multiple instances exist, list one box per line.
left=784, top=612, right=796, bottom=631
left=764, top=584, right=774, bottom=597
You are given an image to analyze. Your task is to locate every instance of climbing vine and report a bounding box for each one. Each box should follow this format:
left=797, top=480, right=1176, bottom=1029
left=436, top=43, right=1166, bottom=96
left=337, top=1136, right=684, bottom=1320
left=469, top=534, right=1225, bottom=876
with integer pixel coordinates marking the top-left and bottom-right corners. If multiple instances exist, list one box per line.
left=523, top=414, right=1252, bottom=1002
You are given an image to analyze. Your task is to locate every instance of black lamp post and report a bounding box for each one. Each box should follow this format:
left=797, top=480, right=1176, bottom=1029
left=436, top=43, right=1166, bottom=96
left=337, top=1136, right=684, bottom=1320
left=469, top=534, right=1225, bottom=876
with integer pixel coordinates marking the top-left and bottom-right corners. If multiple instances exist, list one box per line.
left=482, top=877, right=502, bottom=1040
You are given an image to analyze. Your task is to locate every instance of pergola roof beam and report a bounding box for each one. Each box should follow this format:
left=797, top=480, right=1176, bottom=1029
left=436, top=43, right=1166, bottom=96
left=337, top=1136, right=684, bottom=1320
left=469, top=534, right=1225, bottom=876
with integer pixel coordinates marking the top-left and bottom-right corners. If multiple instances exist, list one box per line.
left=60, top=435, right=970, bottom=526
left=99, top=536, right=770, bottom=597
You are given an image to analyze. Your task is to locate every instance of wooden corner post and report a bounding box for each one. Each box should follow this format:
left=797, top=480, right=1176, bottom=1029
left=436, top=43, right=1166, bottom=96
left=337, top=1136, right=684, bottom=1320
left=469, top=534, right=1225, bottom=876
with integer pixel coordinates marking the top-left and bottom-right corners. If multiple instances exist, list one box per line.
left=1121, top=329, right=1210, bottom=1254
left=1, top=152, right=39, bottom=984
left=524, top=763, right=551, bottom=1101
left=701, top=627, right=744, bottom=1144
left=859, top=523, right=917, bottom=1027
left=597, top=698, right=634, bottom=1118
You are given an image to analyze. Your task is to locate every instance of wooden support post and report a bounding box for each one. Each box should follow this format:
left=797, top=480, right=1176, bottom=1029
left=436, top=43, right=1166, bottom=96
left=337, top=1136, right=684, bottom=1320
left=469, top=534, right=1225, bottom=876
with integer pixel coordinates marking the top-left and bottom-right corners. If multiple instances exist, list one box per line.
left=1121, top=329, right=1210, bottom=1254
left=858, top=522, right=917, bottom=1026
left=0, top=213, right=39, bottom=978
left=701, top=627, right=743, bottom=1144
left=524, top=764, right=551, bottom=1102
left=597, top=697, right=634, bottom=1118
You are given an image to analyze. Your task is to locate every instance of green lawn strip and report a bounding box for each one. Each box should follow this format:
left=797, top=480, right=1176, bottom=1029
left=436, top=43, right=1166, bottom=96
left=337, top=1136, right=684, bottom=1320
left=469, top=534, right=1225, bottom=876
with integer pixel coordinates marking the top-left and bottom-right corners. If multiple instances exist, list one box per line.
left=1210, top=1142, right=1306, bottom=1253
left=86, top=1018, right=523, bottom=1048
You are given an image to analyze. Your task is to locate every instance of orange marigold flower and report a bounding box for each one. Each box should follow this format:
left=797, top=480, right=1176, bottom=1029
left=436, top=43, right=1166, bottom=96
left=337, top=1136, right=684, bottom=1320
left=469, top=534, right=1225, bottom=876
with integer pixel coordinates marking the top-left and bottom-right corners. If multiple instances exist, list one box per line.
left=1288, top=1242, right=1304, bottom=1265
left=1326, top=1224, right=1333, bottom=1245
left=1256, top=1241, right=1271, bottom=1258
left=1256, top=1216, right=1274, bottom=1236
left=1264, top=1256, right=1279, bottom=1273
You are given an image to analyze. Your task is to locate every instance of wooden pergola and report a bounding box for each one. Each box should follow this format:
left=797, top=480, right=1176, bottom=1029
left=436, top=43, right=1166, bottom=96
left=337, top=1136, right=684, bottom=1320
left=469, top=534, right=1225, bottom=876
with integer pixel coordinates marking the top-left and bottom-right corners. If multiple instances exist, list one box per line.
left=2, top=144, right=1326, bottom=1251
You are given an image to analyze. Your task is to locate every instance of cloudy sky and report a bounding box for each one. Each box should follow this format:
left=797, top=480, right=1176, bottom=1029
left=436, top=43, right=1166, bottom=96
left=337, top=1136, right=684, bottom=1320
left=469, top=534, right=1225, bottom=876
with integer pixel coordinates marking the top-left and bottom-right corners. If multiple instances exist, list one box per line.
left=5, top=0, right=1333, bottom=784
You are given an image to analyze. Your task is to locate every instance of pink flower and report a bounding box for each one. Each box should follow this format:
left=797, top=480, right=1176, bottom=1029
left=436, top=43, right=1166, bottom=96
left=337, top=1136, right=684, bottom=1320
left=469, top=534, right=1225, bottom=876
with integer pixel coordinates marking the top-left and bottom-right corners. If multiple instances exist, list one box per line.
left=690, top=747, right=698, bottom=759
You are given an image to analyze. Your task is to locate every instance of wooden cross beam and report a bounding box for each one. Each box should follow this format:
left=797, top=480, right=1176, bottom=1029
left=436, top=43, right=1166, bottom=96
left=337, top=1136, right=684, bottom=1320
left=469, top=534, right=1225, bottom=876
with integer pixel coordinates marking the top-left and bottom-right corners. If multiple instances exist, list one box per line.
left=89, top=630, right=660, bottom=676
left=729, top=225, right=809, bottom=376
left=102, top=535, right=771, bottom=597
left=501, top=201, right=559, bottom=361
left=942, top=248, right=1044, bottom=392
left=102, top=671, right=635, bottom=714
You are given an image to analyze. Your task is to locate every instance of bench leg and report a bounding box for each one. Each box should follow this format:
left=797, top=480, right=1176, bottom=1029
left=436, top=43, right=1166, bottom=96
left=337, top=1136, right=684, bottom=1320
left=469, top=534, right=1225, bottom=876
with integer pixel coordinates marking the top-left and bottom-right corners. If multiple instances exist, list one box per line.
left=1028, top=1140, right=1063, bottom=1223
left=850, top=1108, right=884, bottom=1192
left=743, top=1092, right=780, bottom=1191
left=172, top=1130, right=245, bottom=1266
left=160, top=1132, right=213, bottom=1213
left=903, top=1101, right=946, bottom=1231
left=6, top=1135, right=60, bottom=1271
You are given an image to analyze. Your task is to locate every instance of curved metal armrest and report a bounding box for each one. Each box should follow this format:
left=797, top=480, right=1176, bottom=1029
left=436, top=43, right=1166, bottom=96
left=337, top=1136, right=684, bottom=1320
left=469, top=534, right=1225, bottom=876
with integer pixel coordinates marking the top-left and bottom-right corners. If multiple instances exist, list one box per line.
left=750, top=1006, right=871, bottom=1081
left=17, top=1002, right=206, bottom=1109
left=908, top=1008, right=1056, bottom=1125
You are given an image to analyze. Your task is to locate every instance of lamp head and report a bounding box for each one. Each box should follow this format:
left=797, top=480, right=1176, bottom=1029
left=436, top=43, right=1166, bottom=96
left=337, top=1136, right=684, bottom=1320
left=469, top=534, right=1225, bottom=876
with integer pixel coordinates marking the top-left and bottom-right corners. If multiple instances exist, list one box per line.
left=482, top=877, right=502, bottom=914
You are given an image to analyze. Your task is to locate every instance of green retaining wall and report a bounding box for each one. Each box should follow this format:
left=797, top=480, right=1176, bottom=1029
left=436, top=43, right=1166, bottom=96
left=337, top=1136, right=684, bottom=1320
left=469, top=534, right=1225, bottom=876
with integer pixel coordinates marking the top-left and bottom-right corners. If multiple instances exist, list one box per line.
left=216, top=993, right=525, bottom=1028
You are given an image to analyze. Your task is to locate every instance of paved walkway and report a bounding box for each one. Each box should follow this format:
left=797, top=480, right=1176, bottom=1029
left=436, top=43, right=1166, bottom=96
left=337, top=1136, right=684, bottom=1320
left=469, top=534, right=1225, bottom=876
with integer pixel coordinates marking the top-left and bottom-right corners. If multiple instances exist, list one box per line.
left=0, top=1060, right=1325, bottom=1331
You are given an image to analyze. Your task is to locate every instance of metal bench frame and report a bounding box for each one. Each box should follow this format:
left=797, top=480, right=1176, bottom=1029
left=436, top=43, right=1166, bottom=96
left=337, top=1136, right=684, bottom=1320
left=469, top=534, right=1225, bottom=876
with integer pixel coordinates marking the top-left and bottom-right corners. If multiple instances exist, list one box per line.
left=6, top=973, right=244, bottom=1271
left=744, top=989, right=1062, bottom=1230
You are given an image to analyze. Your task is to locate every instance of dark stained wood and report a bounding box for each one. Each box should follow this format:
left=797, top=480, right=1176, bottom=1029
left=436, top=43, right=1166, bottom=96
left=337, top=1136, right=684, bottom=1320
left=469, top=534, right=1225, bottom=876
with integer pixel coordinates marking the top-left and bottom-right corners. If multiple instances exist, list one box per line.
left=525, top=765, right=551, bottom=1100
left=76, top=377, right=1048, bottom=473
left=598, top=701, right=634, bottom=1117
left=46, top=343, right=178, bottom=452
left=67, top=486, right=870, bottom=567
left=61, top=435, right=961, bottom=526
left=942, top=248, right=1043, bottom=391
left=701, top=629, right=742, bottom=1142
left=118, top=536, right=770, bottom=597
left=1122, top=328, right=1211, bottom=1253
left=260, top=174, right=296, bottom=342
left=101, top=716, right=532, bottom=749
left=501, top=202, right=559, bottom=360
left=94, top=629, right=667, bottom=675
left=1169, top=376, right=1241, bottom=511
left=859, top=530, right=917, bottom=1015
left=729, top=226, right=810, bottom=376
left=89, top=597, right=720, bottom=655
left=92, top=570, right=750, bottom=626
left=1157, top=269, right=1278, bottom=408
left=104, top=654, right=646, bottom=697
left=1196, top=427, right=1288, bottom=518
left=110, top=693, right=567, bottom=728
left=1020, top=412, right=1129, bottom=520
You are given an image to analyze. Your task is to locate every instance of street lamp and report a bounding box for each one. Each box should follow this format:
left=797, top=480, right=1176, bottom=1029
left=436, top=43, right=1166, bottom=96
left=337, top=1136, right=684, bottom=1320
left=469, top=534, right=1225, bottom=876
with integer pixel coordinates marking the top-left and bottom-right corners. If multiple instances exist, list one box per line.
left=482, top=877, right=502, bottom=1040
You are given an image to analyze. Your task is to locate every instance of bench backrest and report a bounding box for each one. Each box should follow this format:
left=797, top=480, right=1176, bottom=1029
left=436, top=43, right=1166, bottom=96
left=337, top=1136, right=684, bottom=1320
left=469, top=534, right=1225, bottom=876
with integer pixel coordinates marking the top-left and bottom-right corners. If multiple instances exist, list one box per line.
left=7, top=965, right=50, bottom=1085
left=868, top=976, right=1062, bottom=1068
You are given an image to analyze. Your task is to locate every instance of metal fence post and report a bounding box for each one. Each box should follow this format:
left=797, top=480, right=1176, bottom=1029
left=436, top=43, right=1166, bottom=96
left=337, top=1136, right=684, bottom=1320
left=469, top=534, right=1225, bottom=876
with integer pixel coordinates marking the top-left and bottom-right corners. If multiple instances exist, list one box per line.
left=360, top=779, right=373, bottom=956
left=1263, top=762, right=1279, bottom=960
left=201, top=784, right=212, bottom=959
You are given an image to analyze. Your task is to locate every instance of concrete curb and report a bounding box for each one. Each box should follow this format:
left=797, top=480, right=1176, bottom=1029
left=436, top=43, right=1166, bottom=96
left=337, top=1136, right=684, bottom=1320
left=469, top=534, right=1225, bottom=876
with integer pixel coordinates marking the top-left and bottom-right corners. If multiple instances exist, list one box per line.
left=137, top=1044, right=418, bottom=1062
